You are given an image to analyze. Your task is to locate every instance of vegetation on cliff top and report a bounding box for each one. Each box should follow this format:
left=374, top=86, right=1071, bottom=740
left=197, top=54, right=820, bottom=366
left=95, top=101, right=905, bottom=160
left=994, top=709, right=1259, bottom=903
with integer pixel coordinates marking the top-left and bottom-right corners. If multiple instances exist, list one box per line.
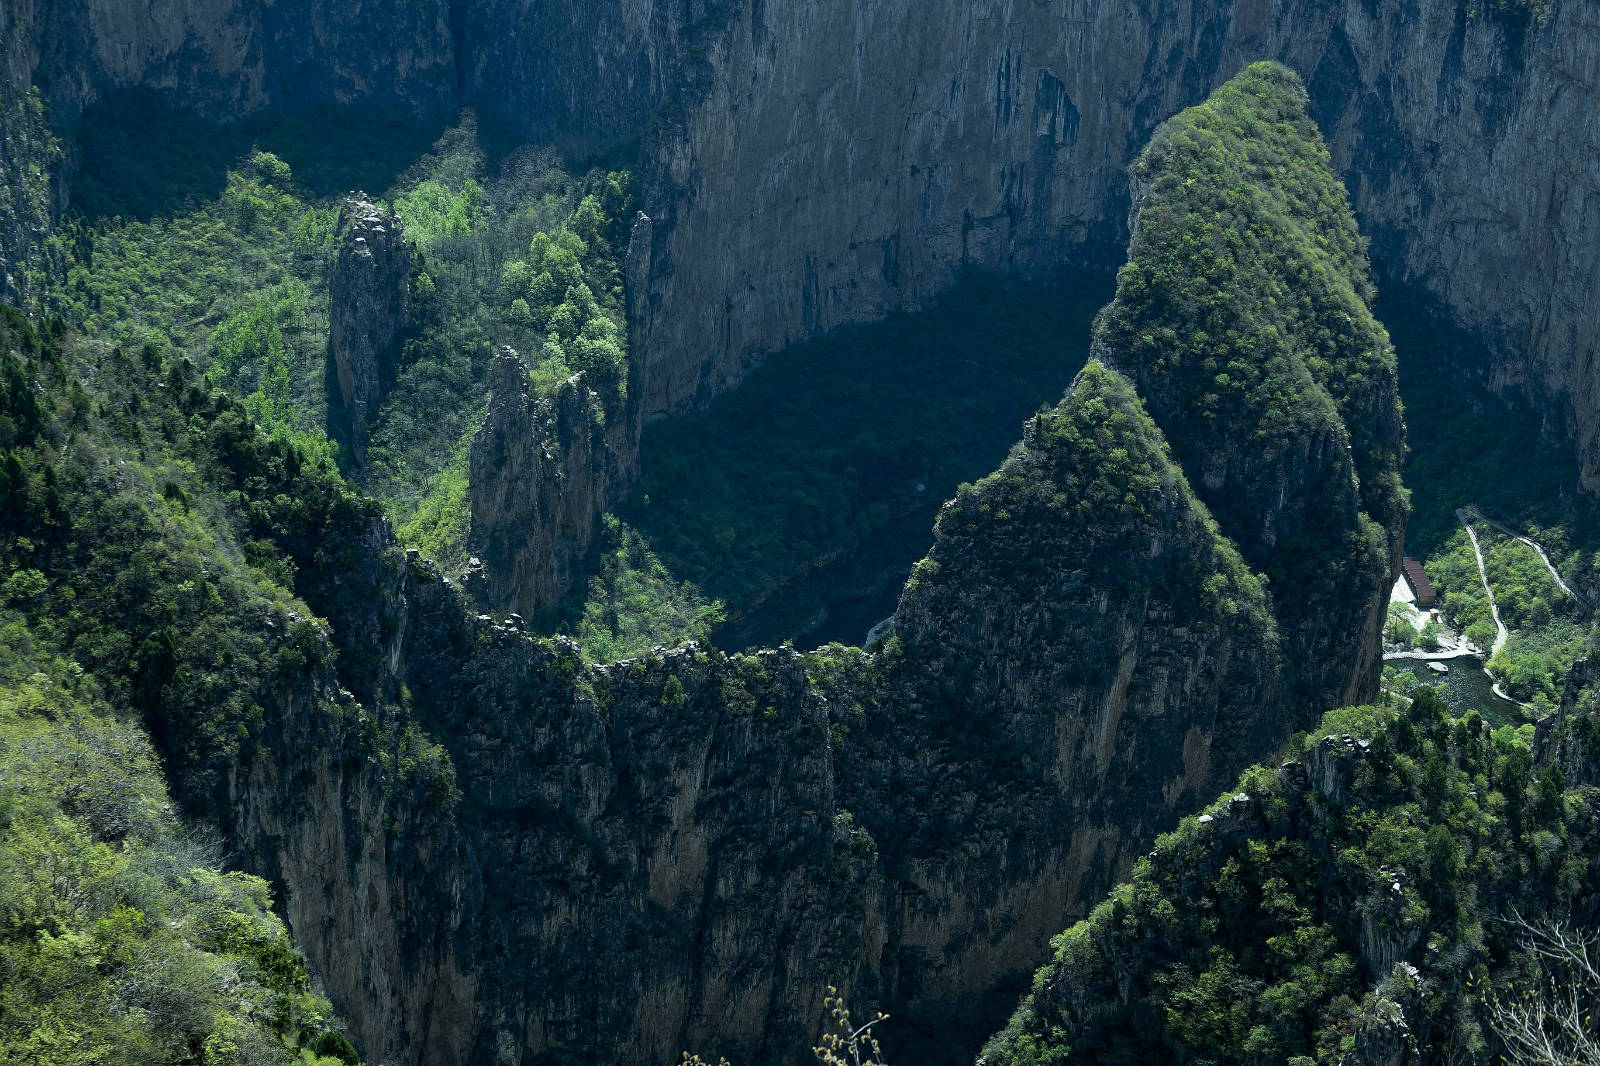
left=981, top=687, right=1597, bottom=1065
left=1094, top=60, right=1403, bottom=710
left=902, top=359, right=1273, bottom=648
left=0, top=617, right=359, bottom=1066
left=47, top=97, right=633, bottom=578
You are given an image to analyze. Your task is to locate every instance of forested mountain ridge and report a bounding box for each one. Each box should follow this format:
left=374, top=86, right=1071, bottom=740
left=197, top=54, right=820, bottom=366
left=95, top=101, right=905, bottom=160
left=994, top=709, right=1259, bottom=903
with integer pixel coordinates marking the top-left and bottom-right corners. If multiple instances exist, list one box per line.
left=980, top=684, right=1600, bottom=1066
left=0, top=62, right=1411, bottom=1066
left=1093, top=61, right=1405, bottom=713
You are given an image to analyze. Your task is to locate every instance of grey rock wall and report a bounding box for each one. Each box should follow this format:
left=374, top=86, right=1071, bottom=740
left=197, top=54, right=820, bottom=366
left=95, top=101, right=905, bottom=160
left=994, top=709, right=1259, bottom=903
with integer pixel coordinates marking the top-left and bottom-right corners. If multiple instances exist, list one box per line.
left=4, top=0, right=1597, bottom=490
left=632, top=0, right=1600, bottom=492
left=466, top=347, right=636, bottom=619
left=327, top=196, right=412, bottom=459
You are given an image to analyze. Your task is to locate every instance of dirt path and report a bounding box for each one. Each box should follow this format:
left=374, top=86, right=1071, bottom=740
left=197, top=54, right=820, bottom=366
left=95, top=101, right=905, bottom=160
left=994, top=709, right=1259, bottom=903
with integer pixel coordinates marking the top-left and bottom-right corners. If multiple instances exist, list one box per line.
left=1458, top=508, right=1509, bottom=659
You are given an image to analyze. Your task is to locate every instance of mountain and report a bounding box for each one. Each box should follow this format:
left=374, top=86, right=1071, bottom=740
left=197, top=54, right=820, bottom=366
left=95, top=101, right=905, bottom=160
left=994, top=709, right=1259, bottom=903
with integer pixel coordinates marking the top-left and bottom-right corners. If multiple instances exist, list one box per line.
left=979, top=685, right=1599, bottom=1065
left=0, top=61, right=1407, bottom=1065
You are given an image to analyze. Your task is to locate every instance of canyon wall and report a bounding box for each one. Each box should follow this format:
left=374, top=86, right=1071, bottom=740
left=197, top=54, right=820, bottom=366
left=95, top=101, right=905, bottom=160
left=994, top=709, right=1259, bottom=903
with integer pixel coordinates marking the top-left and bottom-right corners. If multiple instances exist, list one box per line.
left=630, top=0, right=1599, bottom=493
left=265, top=358, right=1308, bottom=1066
left=6, top=0, right=1595, bottom=492
left=0, top=42, right=1414, bottom=1066
left=236, top=67, right=1401, bottom=1066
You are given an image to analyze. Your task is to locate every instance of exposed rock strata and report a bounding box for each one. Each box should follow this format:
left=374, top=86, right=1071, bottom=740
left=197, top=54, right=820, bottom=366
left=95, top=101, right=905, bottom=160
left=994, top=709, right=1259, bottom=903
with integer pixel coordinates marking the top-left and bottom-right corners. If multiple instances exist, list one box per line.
left=326, top=195, right=412, bottom=459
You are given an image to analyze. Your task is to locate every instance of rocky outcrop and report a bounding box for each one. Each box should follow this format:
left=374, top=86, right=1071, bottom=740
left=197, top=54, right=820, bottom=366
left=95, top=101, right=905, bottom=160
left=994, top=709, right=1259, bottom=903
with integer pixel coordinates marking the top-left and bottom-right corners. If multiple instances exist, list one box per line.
left=0, top=84, right=57, bottom=308
left=0, top=60, right=1405, bottom=1066
left=1535, top=656, right=1600, bottom=787
left=466, top=348, right=636, bottom=619
left=977, top=687, right=1599, bottom=1065
left=1089, top=63, right=1404, bottom=712
left=0, top=14, right=60, bottom=308
left=326, top=195, right=412, bottom=459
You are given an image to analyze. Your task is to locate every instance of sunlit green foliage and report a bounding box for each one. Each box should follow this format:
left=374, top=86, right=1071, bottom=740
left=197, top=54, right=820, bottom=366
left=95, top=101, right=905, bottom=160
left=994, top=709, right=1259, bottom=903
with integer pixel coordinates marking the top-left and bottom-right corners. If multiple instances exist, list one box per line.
left=1429, top=524, right=1587, bottom=706
left=363, top=128, right=632, bottom=559
left=50, top=101, right=634, bottom=577
left=983, top=688, right=1596, bottom=1065
left=572, top=517, right=725, bottom=662
left=1091, top=61, right=1402, bottom=709
left=0, top=617, right=358, bottom=1066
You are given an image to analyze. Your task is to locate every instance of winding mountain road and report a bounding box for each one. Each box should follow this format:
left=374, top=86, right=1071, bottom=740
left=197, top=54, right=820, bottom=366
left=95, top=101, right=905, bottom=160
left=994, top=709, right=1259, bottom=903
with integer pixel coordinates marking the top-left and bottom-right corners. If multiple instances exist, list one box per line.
left=1461, top=506, right=1591, bottom=611
left=1457, top=508, right=1509, bottom=659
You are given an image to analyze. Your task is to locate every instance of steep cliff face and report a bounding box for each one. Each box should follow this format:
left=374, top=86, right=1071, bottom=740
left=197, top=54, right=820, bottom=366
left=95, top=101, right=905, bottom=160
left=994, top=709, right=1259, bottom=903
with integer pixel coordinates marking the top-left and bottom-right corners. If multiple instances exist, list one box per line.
left=278, top=362, right=1304, bottom=1066
left=250, top=69, right=1396, bottom=1065
left=631, top=0, right=1598, bottom=500
left=866, top=361, right=1288, bottom=1052
left=11, top=0, right=457, bottom=126
left=327, top=195, right=412, bottom=459
left=0, top=84, right=57, bottom=307
left=466, top=348, right=636, bottom=619
left=0, top=61, right=1408, bottom=1066
left=3, top=0, right=1594, bottom=490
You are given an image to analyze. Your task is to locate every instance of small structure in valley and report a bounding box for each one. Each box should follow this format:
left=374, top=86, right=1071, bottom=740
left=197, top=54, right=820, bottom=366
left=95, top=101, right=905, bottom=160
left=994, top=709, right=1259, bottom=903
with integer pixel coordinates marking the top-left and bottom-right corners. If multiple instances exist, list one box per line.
left=1402, top=557, right=1437, bottom=607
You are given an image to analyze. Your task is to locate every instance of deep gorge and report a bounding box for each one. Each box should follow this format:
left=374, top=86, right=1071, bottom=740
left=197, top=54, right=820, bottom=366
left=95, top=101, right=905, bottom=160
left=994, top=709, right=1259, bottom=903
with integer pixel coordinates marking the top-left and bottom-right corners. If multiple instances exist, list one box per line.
left=1, top=5, right=1598, bottom=1066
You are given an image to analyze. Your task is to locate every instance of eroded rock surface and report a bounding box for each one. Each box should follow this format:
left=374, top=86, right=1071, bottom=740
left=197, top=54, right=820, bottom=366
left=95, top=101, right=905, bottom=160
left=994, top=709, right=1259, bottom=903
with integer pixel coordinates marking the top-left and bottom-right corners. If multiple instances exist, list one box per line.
left=327, top=196, right=412, bottom=458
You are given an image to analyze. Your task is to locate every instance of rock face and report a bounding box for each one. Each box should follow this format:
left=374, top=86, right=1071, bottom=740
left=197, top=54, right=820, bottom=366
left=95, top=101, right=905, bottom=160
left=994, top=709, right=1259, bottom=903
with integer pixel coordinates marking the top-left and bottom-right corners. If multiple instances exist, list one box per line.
left=326, top=196, right=412, bottom=459
left=628, top=0, right=1599, bottom=499
left=222, top=67, right=1400, bottom=1066
left=265, top=362, right=1306, bottom=1066
left=466, top=348, right=636, bottom=619
left=0, top=84, right=56, bottom=307
left=3, top=0, right=1595, bottom=493
left=462, top=212, right=655, bottom=617
left=7, top=0, right=458, bottom=126
left=0, top=57, right=1405, bottom=1066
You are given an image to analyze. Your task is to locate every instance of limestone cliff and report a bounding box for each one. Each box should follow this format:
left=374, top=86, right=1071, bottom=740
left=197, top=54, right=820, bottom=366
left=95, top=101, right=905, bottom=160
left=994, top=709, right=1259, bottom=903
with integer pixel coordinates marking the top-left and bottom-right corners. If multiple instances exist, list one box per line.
left=4, top=0, right=1595, bottom=496
left=260, top=360, right=1303, bottom=1066
left=466, top=348, right=635, bottom=619
left=461, top=211, right=655, bottom=618
left=8, top=0, right=457, bottom=127
left=217, top=70, right=1401, bottom=1066
left=630, top=0, right=1599, bottom=503
left=326, top=195, right=412, bottom=460
left=0, top=57, right=1410, bottom=1066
